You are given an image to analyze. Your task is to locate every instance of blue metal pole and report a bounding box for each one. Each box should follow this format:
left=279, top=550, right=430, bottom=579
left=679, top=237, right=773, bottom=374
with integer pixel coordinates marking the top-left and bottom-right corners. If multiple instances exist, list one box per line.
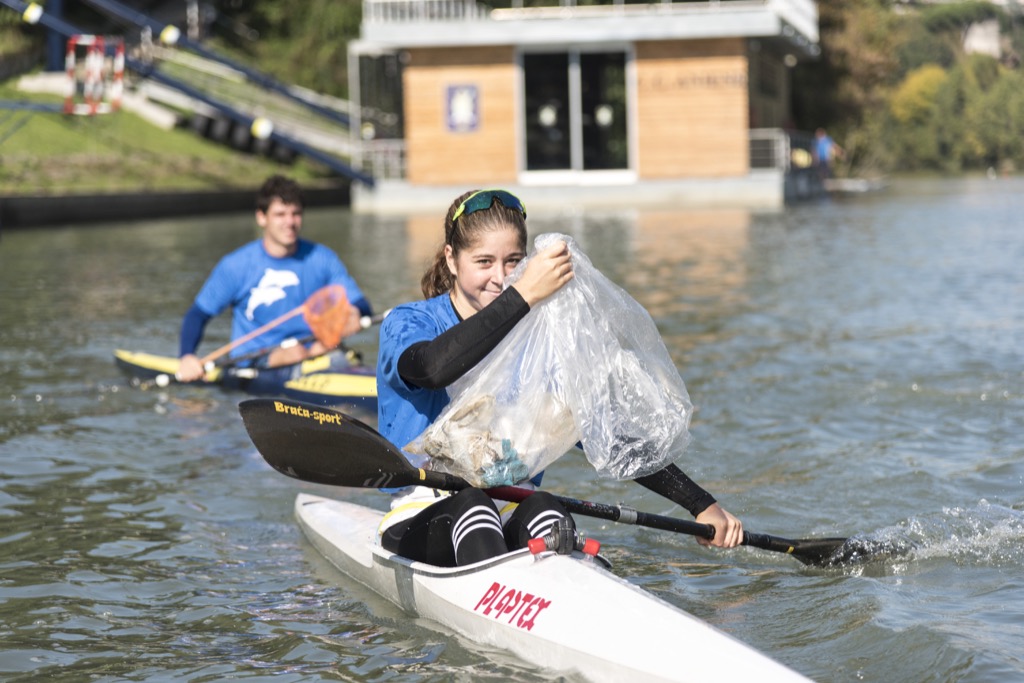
left=44, top=0, right=64, bottom=71
left=130, top=59, right=374, bottom=187
left=0, top=0, right=373, bottom=187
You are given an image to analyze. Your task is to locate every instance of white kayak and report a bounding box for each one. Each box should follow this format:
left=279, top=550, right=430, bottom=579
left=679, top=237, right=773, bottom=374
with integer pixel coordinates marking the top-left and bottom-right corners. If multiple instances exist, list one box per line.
left=294, top=493, right=814, bottom=683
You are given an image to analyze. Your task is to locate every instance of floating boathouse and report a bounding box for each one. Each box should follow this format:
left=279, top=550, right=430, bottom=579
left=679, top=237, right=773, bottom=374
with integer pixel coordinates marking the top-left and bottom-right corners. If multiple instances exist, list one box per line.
left=347, top=0, right=820, bottom=214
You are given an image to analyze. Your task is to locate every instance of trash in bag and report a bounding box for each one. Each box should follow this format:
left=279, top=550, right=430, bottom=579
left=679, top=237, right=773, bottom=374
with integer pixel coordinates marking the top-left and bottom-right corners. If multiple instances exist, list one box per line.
left=404, top=232, right=693, bottom=487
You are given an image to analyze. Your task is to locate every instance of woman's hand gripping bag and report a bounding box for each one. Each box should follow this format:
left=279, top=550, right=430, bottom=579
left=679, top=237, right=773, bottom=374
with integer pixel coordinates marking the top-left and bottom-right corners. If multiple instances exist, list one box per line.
left=404, top=233, right=693, bottom=487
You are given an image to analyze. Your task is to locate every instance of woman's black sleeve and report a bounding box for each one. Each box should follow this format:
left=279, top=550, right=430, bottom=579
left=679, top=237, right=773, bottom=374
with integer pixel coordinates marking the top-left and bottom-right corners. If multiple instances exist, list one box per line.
left=633, top=464, right=717, bottom=518
left=397, top=287, right=530, bottom=390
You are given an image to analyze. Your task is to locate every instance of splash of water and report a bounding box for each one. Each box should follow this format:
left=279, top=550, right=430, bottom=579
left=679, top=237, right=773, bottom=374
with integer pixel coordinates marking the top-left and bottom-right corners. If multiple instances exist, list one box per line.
left=830, top=500, right=1024, bottom=573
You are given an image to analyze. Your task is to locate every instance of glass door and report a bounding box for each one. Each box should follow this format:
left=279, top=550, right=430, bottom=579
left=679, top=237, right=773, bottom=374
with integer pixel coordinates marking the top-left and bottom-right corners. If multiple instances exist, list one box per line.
left=523, top=50, right=628, bottom=174
left=523, top=53, right=571, bottom=171
left=580, top=52, right=627, bottom=170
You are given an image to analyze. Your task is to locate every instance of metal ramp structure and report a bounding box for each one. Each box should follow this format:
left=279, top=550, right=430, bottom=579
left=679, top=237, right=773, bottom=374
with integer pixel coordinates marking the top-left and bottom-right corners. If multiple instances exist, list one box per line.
left=0, top=0, right=373, bottom=187
left=79, top=0, right=352, bottom=128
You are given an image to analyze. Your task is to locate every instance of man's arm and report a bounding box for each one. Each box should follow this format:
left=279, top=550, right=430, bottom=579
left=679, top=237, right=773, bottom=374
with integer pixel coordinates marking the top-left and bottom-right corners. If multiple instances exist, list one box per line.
left=350, top=295, right=372, bottom=319
left=177, top=304, right=213, bottom=382
left=179, top=303, right=213, bottom=358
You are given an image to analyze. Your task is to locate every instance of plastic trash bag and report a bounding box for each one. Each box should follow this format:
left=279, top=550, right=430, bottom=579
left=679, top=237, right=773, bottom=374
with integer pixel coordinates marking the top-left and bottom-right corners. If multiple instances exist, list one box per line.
left=405, top=232, right=693, bottom=487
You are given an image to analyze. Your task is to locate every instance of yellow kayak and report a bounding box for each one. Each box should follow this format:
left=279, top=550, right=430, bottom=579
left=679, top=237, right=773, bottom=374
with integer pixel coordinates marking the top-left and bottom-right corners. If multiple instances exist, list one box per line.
left=114, top=348, right=377, bottom=411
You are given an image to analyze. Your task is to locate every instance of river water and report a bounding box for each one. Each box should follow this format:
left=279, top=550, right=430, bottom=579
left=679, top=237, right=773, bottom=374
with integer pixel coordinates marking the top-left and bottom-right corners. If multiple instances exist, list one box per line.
left=1, top=177, right=1021, bottom=682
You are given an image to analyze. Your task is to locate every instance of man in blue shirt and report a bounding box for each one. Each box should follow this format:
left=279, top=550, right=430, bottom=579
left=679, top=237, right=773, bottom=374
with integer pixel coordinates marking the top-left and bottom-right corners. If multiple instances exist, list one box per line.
left=177, top=175, right=372, bottom=382
left=814, top=127, right=844, bottom=180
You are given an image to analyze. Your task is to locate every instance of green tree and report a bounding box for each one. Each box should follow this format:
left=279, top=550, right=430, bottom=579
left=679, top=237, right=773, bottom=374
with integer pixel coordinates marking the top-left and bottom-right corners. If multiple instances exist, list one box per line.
left=0, top=9, right=41, bottom=59
left=210, top=0, right=361, bottom=98
left=920, top=0, right=1003, bottom=35
left=890, top=64, right=947, bottom=125
left=886, top=64, right=946, bottom=169
left=973, top=68, right=1024, bottom=167
left=935, top=54, right=1001, bottom=170
left=886, top=53, right=1009, bottom=172
left=791, top=0, right=905, bottom=170
left=895, top=16, right=958, bottom=73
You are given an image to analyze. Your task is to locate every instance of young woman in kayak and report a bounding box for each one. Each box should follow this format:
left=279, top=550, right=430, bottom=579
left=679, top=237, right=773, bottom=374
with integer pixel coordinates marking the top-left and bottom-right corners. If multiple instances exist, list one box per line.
left=376, top=189, right=743, bottom=567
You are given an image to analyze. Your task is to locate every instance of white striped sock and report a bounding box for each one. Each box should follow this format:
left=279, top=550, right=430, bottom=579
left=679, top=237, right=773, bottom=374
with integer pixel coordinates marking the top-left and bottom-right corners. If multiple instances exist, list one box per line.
left=452, top=505, right=502, bottom=554
left=527, top=510, right=565, bottom=538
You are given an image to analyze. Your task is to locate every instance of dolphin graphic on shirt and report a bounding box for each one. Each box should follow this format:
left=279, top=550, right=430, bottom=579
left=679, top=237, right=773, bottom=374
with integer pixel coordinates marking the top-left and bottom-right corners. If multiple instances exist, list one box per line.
left=246, top=269, right=300, bottom=320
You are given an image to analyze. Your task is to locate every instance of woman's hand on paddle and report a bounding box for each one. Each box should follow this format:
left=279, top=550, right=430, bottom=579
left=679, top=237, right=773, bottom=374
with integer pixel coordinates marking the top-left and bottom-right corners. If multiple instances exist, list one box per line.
left=695, top=503, right=744, bottom=548
left=512, top=240, right=574, bottom=307
left=177, top=354, right=206, bottom=382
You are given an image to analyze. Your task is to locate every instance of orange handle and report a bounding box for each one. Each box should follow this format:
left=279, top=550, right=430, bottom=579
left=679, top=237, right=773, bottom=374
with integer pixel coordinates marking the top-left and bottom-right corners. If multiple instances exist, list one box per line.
left=199, top=306, right=303, bottom=367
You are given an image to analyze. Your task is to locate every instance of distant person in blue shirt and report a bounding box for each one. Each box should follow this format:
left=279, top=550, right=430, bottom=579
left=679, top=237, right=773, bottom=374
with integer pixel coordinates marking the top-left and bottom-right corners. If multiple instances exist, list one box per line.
left=814, top=127, right=845, bottom=180
left=177, top=175, right=372, bottom=382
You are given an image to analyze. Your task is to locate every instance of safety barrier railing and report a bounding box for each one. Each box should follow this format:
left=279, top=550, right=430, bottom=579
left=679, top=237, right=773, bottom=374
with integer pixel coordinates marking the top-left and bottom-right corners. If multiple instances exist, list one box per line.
left=364, top=0, right=815, bottom=36
left=361, top=129, right=811, bottom=181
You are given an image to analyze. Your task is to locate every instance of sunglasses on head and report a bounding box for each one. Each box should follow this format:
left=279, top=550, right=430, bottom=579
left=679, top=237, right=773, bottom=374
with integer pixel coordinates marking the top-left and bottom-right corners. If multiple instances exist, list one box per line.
left=452, top=190, right=527, bottom=224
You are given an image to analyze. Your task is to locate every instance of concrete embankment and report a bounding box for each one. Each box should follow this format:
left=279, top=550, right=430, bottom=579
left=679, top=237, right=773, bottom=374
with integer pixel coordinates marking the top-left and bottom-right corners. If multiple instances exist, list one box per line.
left=0, top=185, right=350, bottom=230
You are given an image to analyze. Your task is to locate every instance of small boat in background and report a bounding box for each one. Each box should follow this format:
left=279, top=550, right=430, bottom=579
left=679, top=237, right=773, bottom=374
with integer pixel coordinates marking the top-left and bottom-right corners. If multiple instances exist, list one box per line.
left=824, top=177, right=888, bottom=194
left=113, top=348, right=377, bottom=411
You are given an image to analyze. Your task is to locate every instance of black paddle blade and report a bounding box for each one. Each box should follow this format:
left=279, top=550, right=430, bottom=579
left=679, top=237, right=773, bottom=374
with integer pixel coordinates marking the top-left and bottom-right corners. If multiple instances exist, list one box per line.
left=743, top=532, right=885, bottom=567
left=742, top=532, right=846, bottom=567
left=786, top=537, right=852, bottom=567
left=813, top=536, right=916, bottom=568
left=238, top=398, right=421, bottom=489
left=784, top=536, right=913, bottom=568
left=746, top=528, right=915, bottom=567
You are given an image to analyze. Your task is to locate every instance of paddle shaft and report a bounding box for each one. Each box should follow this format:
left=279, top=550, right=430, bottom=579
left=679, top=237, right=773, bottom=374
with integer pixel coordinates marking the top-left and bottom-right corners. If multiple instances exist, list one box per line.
left=196, top=284, right=366, bottom=372
left=212, top=310, right=388, bottom=368
left=200, top=306, right=303, bottom=368
left=216, top=310, right=387, bottom=370
left=206, top=310, right=388, bottom=373
left=160, top=309, right=389, bottom=386
left=486, top=485, right=713, bottom=540
left=484, top=484, right=871, bottom=565
left=414, top=473, right=831, bottom=560
left=488, top=486, right=819, bottom=554
left=367, top=453, right=803, bottom=552
left=142, top=335, right=314, bottom=389
left=239, top=397, right=853, bottom=566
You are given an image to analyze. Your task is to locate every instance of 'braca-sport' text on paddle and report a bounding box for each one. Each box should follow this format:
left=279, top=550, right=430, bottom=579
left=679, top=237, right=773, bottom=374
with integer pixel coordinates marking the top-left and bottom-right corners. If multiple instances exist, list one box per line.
left=238, top=397, right=908, bottom=568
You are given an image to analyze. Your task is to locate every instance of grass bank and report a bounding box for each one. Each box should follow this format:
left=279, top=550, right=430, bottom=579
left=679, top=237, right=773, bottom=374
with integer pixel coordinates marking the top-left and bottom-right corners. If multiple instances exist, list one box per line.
left=0, top=77, right=338, bottom=197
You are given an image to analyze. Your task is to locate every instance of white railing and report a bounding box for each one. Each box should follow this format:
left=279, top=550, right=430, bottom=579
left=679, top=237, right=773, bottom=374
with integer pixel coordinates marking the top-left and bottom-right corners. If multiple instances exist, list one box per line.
left=360, top=129, right=808, bottom=181
left=363, top=0, right=488, bottom=23
left=751, top=127, right=826, bottom=200
left=749, top=127, right=791, bottom=171
left=364, top=0, right=816, bottom=26
left=360, top=139, right=406, bottom=180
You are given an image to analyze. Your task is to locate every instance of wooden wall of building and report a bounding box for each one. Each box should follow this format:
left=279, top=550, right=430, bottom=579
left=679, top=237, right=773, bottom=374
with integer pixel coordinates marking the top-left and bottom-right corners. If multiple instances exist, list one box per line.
left=634, top=38, right=749, bottom=178
left=401, top=38, right=753, bottom=186
left=403, top=46, right=519, bottom=186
